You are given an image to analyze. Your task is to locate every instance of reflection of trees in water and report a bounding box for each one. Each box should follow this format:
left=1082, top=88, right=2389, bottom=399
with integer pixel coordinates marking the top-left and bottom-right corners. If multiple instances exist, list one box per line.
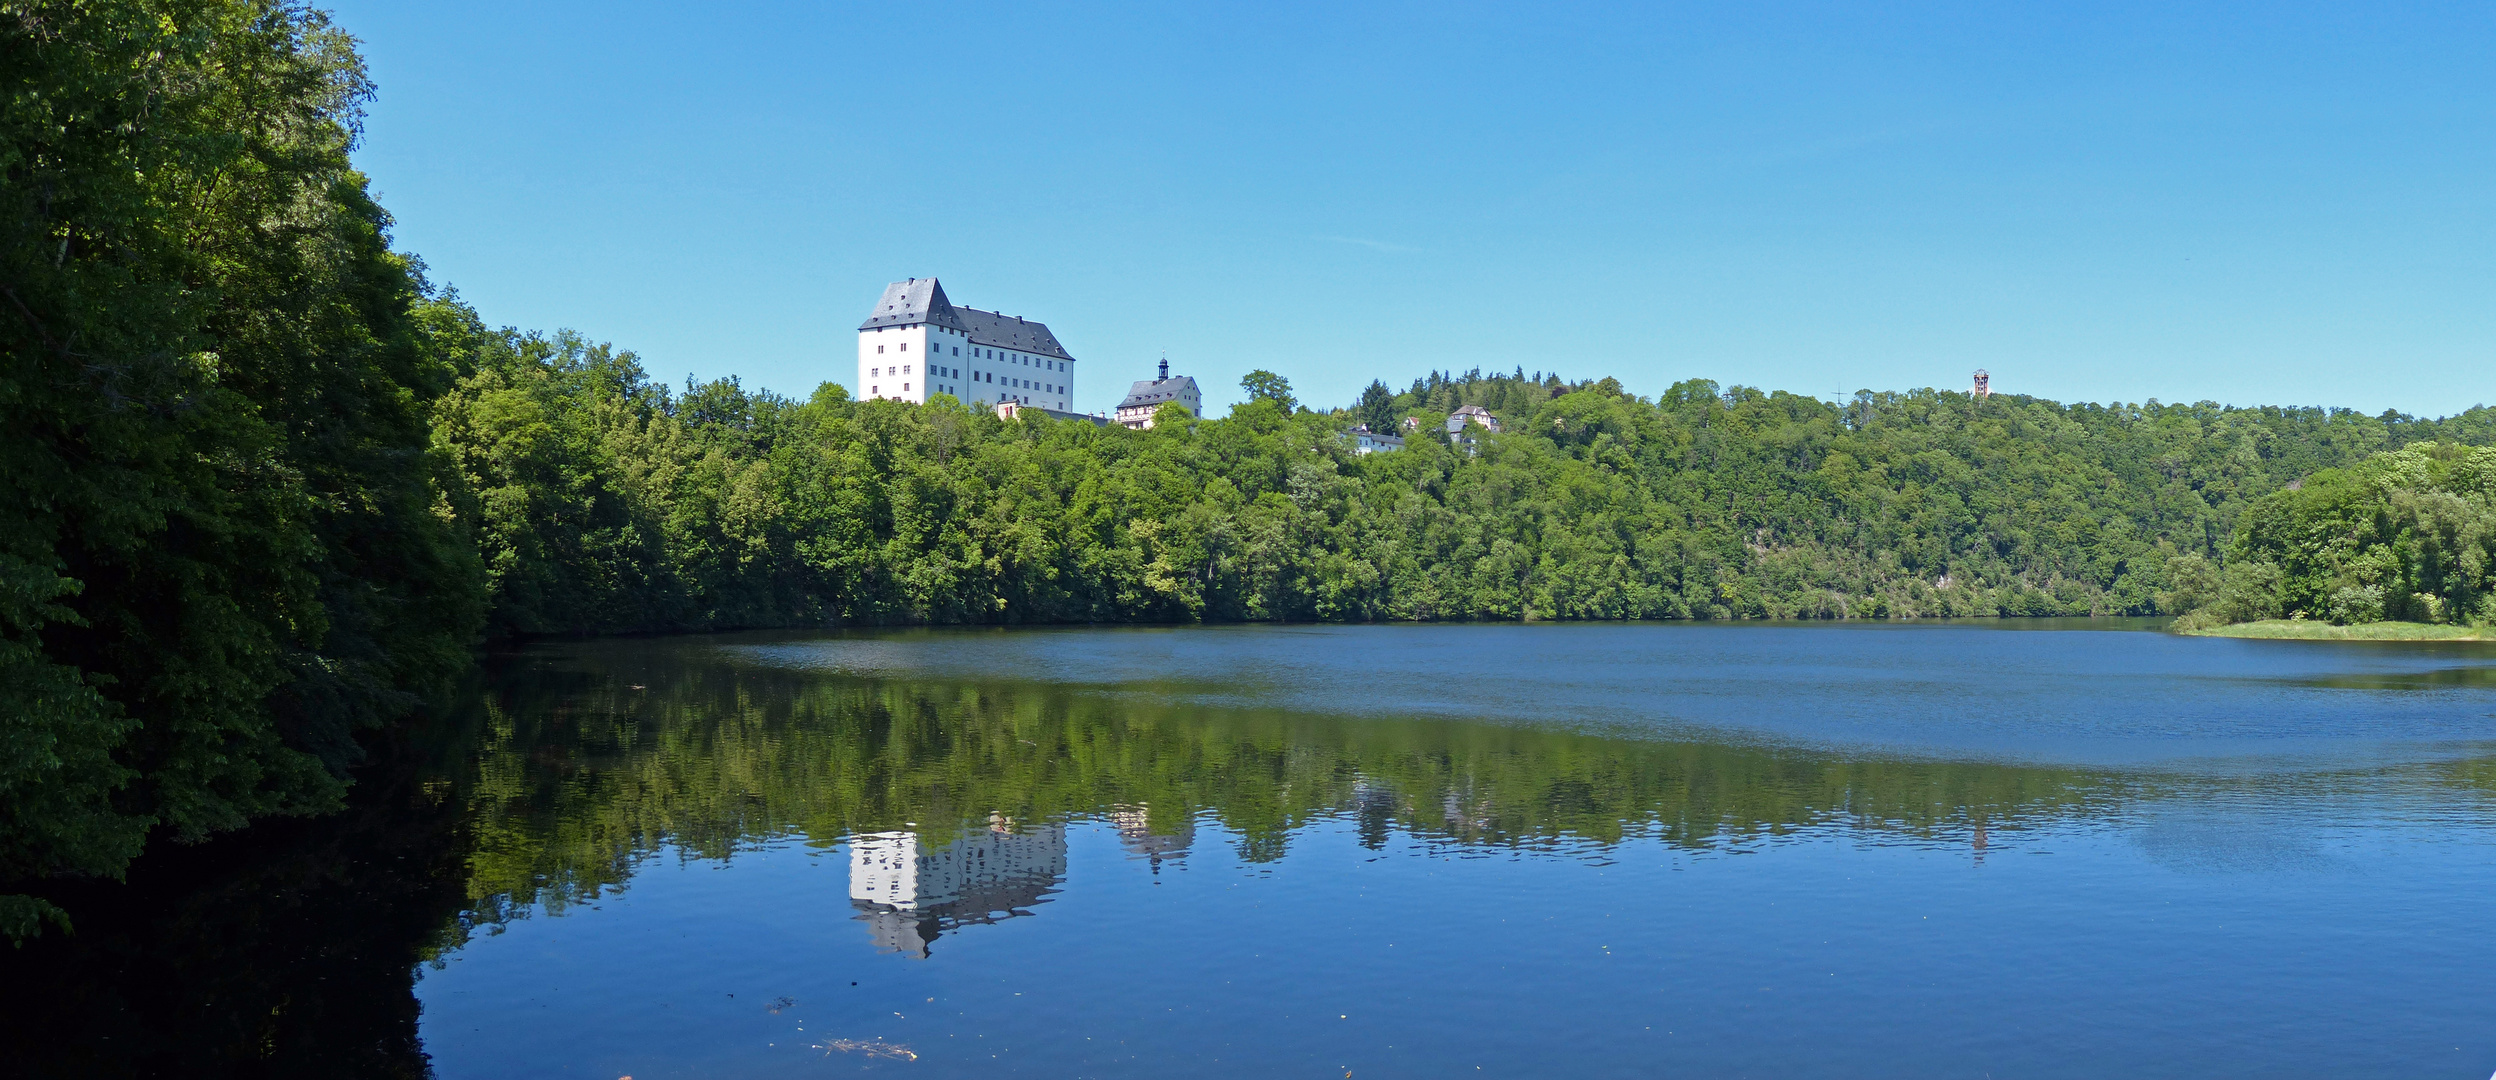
left=0, top=734, right=470, bottom=1079
left=444, top=641, right=2496, bottom=950
left=8, top=640, right=2495, bottom=1076
left=447, top=643, right=2135, bottom=930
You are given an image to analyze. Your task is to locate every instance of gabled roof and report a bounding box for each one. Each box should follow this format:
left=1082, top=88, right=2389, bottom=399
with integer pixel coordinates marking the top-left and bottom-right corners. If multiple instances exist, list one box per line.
left=1119, top=376, right=1200, bottom=411
left=954, top=306, right=1073, bottom=360
left=859, top=278, right=967, bottom=332
left=857, top=277, right=1075, bottom=360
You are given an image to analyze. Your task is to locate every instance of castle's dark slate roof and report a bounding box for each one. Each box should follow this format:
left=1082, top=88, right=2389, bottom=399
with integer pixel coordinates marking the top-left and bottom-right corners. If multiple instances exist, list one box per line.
left=1118, top=376, right=1200, bottom=412
left=953, top=306, right=1072, bottom=360
left=859, top=278, right=967, bottom=332
left=857, top=277, right=1072, bottom=360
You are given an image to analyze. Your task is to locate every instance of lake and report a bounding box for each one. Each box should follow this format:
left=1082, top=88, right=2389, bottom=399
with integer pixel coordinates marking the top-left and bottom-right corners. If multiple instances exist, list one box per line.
left=11, top=622, right=2496, bottom=1077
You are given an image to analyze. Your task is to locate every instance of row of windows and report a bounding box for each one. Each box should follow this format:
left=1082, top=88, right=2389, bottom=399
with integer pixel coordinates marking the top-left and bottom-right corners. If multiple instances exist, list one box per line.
left=974, top=347, right=1064, bottom=371
left=870, top=365, right=985, bottom=380
left=874, top=337, right=1069, bottom=371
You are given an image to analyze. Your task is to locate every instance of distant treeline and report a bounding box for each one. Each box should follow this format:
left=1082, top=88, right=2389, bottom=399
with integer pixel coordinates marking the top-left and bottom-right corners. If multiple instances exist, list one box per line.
left=6, top=0, right=2495, bottom=936
left=425, top=319, right=2496, bottom=635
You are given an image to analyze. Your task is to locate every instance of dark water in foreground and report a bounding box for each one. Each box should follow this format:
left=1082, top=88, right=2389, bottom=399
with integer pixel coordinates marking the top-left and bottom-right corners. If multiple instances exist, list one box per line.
left=12, top=622, right=2496, bottom=1078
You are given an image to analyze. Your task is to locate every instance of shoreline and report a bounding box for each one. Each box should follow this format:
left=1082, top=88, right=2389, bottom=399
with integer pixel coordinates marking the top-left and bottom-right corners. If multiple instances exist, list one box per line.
left=2180, top=619, right=2496, bottom=642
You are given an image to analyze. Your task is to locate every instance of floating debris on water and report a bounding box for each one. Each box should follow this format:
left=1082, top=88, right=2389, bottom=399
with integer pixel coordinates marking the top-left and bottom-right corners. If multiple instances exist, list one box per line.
left=818, top=1039, right=918, bottom=1061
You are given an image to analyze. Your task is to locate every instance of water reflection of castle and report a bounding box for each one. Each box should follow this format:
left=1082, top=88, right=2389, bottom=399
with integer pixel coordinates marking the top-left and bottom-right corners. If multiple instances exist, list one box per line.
left=848, top=807, right=1193, bottom=957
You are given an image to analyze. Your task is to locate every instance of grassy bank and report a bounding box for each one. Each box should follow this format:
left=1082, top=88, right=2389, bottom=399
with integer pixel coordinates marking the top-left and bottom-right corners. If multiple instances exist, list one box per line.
left=2182, top=620, right=2496, bottom=641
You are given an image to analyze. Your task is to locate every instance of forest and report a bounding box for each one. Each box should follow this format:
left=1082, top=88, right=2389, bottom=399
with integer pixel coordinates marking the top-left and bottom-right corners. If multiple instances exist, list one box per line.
left=424, top=317, right=2496, bottom=636
left=6, top=0, right=2496, bottom=937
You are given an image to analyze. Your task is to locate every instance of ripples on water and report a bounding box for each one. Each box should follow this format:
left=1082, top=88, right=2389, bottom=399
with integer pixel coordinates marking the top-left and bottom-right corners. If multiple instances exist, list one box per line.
left=8, top=622, right=2496, bottom=1078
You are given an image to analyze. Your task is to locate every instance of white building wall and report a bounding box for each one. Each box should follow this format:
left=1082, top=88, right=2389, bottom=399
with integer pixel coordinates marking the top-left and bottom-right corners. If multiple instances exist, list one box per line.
left=920, top=323, right=970, bottom=403
left=859, top=324, right=1074, bottom=412
left=857, top=324, right=931, bottom=404
left=961, top=342, right=1073, bottom=412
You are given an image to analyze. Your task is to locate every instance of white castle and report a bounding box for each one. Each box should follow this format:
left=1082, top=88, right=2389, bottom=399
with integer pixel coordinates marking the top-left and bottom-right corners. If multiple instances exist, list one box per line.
left=856, top=277, right=1074, bottom=412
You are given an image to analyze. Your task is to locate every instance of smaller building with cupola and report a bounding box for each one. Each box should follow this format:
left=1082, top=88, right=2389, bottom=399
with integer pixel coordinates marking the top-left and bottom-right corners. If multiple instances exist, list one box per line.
left=1116, top=358, right=1200, bottom=429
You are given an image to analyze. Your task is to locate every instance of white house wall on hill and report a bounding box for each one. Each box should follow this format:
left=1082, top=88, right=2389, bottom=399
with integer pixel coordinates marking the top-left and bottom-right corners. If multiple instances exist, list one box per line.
left=857, top=277, right=1075, bottom=412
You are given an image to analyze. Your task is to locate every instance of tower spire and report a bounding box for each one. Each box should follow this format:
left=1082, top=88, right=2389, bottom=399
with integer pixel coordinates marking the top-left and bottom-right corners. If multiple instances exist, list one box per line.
left=1159, top=353, right=1168, bottom=382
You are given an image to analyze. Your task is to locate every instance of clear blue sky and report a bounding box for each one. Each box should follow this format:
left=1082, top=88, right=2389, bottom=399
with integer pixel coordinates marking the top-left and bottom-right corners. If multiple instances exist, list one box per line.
left=326, top=1, right=2492, bottom=417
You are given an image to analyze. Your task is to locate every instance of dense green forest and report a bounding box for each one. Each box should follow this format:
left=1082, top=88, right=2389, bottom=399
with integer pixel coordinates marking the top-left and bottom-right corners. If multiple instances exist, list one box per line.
left=1, top=1, right=478, bottom=938
left=424, top=320, right=2496, bottom=636
left=2180, top=442, right=2496, bottom=628
left=6, top=0, right=2495, bottom=937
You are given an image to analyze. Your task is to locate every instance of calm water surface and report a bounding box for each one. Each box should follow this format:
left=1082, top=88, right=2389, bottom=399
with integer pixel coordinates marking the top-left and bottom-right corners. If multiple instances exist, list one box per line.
left=15, top=622, right=2496, bottom=1078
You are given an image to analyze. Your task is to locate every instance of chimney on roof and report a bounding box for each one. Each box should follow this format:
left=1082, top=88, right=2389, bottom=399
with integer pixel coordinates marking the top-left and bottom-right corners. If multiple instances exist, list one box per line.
left=1159, top=356, right=1168, bottom=381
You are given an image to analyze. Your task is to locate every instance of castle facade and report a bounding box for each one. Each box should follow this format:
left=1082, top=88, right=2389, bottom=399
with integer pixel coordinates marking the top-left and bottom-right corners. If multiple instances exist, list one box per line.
left=857, top=277, right=1075, bottom=412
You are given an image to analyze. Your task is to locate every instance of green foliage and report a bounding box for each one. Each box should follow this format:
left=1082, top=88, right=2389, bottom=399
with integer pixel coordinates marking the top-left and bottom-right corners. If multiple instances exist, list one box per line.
left=426, top=343, right=2496, bottom=634
left=0, top=0, right=480, bottom=934
left=1240, top=369, right=1296, bottom=413
left=2222, top=442, right=2496, bottom=625
left=1354, top=379, right=1397, bottom=433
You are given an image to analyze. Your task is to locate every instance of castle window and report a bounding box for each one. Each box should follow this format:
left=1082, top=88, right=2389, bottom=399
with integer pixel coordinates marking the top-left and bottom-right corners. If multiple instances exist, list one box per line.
left=904, top=383, right=910, bottom=391
left=871, top=367, right=879, bottom=376
left=900, top=342, right=907, bottom=351
left=877, top=345, right=885, bottom=354
left=903, top=365, right=912, bottom=373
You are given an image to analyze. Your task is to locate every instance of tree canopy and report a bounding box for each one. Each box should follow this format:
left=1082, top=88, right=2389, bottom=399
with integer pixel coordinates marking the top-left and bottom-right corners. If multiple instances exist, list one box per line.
left=421, top=335, right=2496, bottom=636
left=1, top=0, right=478, bottom=937
left=2189, top=442, right=2496, bottom=627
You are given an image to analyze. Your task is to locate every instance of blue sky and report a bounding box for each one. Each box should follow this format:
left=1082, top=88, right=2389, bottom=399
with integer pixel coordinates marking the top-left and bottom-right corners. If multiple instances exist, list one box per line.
left=327, top=1, right=2492, bottom=417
